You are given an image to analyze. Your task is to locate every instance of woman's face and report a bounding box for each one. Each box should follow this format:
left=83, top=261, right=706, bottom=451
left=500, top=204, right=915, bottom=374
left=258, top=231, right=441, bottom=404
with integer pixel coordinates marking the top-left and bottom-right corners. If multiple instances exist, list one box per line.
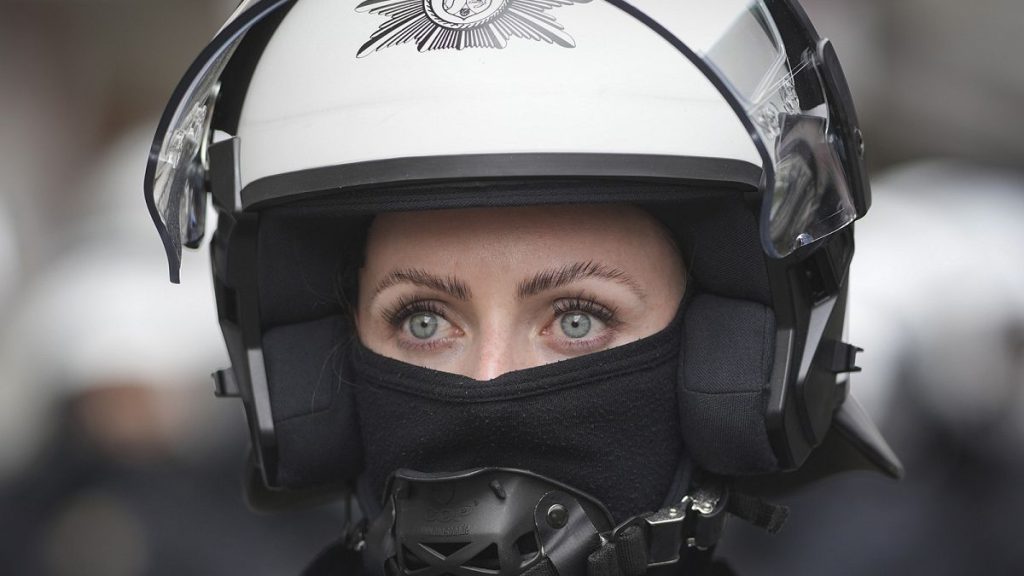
left=356, top=204, right=685, bottom=380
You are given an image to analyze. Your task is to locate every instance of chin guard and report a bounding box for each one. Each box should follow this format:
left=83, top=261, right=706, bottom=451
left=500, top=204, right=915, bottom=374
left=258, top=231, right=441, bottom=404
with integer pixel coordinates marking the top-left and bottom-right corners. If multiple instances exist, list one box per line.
left=360, top=469, right=773, bottom=576
left=364, top=468, right=615, bottom=576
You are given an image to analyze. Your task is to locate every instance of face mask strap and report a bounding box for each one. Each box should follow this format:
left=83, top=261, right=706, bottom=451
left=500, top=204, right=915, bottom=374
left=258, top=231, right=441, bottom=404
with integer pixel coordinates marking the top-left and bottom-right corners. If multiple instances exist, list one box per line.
left=591, top=479, right=788, bottom=576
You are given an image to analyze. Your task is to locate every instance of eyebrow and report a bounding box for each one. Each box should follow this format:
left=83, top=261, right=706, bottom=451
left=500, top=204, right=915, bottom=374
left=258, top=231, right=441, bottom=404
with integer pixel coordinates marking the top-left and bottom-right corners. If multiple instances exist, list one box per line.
left=517, top=261, right=646, bottom=300
left=373, top=268, right=472, bottom=300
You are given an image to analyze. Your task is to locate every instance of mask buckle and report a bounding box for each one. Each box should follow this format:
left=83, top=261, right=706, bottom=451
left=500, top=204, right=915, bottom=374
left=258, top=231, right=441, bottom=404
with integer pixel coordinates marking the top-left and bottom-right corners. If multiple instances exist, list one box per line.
left=684, top=484, right=729, bottom=551
left=641, top=497, right=691, bottom=566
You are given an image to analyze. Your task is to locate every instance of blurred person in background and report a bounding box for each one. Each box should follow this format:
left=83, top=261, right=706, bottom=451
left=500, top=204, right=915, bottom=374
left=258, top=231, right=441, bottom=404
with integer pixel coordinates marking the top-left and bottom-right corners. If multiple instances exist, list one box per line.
left=719, top=161, right=1024, bottom=574
left=0, top=124, right=343, bottom=576
left=799, top=0, right=1024, bottom=171
left=0, top=198, right=21, bottom=324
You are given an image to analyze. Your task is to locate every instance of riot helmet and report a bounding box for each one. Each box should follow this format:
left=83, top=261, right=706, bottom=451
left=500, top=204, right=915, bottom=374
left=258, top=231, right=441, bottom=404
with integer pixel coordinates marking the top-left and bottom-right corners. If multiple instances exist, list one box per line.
left=145, top=1, right=902, bottom=574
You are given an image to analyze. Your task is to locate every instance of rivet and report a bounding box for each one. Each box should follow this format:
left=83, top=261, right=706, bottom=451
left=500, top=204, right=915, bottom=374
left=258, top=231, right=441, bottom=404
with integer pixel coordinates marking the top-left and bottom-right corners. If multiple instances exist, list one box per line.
left=489, top=480, right=507, bottom=500
left=546, top=504, right=568, bottom=529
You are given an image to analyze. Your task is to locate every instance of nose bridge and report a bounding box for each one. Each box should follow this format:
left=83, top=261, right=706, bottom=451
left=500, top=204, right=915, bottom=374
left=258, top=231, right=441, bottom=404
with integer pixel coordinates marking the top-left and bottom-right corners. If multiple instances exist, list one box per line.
left=470, top=314, right=520, bottom=381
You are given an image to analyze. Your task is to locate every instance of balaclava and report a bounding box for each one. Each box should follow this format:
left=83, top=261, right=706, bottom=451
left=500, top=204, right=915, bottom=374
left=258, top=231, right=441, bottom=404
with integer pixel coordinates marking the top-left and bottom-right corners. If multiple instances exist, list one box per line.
left=347, top=303, right=688, bottom=522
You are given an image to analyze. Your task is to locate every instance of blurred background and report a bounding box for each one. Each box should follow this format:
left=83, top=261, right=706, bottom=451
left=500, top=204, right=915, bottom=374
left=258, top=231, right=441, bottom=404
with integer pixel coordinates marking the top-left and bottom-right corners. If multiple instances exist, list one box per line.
left=0, top=0, right=1022, bottom=574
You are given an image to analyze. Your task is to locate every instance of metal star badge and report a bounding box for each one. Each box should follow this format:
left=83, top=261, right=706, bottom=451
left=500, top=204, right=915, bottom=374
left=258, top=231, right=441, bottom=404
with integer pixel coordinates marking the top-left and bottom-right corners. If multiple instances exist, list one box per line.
left=356, top=0, right=592, bottom=57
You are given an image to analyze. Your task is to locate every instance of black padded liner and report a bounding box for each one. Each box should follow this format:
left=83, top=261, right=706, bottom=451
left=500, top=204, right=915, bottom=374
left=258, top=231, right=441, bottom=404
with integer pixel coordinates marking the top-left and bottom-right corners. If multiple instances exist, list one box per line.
left=257, top=206, right=370, bottom=329
left=256, top=181, right=771, bottom=329
left=650, top=196, right=771, bottom=307
left=680, top=293, right=778, bottom=475
left=263, top=316, right=363, bottom=488
left=255, top=181, right=776, bottom=488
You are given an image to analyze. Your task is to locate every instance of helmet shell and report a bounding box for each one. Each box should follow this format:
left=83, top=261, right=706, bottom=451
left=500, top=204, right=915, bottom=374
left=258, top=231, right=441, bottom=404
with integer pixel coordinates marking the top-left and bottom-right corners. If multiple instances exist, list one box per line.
left=236, top=0, right=759, bottom=188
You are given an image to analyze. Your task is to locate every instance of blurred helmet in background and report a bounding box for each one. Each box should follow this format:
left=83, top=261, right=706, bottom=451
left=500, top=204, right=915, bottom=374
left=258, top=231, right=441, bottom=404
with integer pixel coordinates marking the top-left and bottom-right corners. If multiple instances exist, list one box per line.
left=0, top=123, right=228, bottom=480
left=851, top=161, right=1024, bottom=453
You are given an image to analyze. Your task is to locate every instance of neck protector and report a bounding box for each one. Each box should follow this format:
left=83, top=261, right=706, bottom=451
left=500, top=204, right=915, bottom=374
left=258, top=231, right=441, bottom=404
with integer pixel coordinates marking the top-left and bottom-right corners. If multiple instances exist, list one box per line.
left=347, top=310, right=686, bottom=522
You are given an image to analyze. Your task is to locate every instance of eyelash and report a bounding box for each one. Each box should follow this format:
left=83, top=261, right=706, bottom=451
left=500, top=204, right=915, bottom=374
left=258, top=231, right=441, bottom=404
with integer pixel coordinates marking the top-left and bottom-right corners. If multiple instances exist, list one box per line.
left=551, top=295, right=620, bottom=327
left=381, top=297, right=448, bottom=328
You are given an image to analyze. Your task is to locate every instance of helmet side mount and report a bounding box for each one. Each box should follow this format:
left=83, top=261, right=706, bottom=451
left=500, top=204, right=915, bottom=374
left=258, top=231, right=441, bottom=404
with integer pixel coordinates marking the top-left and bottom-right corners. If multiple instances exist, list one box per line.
left=209, top=135, right=282, bottom=488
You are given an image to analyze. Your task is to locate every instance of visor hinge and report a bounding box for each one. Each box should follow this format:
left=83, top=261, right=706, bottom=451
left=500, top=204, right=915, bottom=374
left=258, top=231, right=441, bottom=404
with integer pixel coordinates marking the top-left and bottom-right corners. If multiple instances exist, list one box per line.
left=212, top=367, right=239, bottom=398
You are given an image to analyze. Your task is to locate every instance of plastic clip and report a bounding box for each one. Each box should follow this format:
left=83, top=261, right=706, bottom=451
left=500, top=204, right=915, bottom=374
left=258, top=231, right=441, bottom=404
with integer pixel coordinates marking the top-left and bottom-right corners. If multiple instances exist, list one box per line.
left=827, top=340, right=863, bottom=374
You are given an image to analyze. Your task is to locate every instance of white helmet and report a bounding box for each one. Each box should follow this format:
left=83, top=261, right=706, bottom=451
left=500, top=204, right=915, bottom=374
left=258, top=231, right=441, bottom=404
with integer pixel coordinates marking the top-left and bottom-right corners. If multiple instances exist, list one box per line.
left=145, top=1, right=898, bottom=573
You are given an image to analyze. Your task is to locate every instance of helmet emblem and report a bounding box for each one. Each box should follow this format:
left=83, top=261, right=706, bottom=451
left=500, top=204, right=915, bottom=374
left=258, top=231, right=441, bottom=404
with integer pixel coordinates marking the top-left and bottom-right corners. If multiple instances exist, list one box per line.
left=356, top=0, right=592, bottom=57
left=438, top=0, right=496, bottom=22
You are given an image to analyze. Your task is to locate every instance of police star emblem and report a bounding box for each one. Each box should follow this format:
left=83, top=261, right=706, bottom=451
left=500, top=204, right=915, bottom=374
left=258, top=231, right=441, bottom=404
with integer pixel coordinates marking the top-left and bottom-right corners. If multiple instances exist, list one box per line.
left=356, top=0, right=592, bottom=57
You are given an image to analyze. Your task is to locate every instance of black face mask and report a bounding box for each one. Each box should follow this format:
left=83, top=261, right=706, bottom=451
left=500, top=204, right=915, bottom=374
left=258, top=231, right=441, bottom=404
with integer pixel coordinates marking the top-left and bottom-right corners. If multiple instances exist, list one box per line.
left=347, top=310, right=686, bottom=522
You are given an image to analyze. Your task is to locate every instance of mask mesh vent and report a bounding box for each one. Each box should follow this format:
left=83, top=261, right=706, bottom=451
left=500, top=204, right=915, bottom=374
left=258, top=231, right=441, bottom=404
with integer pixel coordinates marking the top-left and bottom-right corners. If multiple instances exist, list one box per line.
left=464, top=543, right=501, bottom=571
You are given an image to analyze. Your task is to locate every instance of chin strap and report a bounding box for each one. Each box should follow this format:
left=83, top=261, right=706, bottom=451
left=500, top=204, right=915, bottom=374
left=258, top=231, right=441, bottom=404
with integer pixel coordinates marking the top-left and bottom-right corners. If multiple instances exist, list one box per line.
left=586, top=482, right=788, bottom=576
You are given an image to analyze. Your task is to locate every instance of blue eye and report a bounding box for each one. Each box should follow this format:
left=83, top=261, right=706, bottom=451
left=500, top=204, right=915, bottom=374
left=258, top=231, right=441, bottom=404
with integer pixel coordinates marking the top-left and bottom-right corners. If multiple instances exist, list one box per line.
left=560, top=313, right=592, bottom=339
left=408, top=312, right=439, bottom=339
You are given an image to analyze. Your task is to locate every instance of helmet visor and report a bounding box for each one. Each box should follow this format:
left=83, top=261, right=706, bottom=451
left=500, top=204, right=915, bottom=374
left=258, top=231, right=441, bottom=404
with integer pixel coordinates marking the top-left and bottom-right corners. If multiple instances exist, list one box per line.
left=144, top=0, right=294, bottom=282
left=708, top=1, right=865, bottom=258
left=610, top=0, right=867, bottom=257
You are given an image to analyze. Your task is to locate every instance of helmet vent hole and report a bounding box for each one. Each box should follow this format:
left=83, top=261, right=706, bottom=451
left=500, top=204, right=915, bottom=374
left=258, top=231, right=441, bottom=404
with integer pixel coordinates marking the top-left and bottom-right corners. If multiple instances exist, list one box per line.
left=421, top=541, right=471, bottom=558
left=464, top=543, right=501, bottom=571
left=401, top=545, right=430, bottom=570
left=515, top=531, right=539, bottom=558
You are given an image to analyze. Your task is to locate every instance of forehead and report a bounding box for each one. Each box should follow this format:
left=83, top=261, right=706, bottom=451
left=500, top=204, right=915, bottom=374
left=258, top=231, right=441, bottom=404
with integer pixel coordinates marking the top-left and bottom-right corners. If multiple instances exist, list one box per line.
left=365, top=204, right=676, bottom=263
left=360, top=205, right=686, bottom=299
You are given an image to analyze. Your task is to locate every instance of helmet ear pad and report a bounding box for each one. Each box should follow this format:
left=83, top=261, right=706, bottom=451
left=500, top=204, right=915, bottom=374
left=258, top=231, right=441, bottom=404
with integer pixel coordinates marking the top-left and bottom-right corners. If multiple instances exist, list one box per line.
left=257, top=209, right=372, bottom=490
left=651, top=195, right=780, bottom=476
left=263, top=316, right=362, bottom=488
left=678, top=293, right=778, bottom=475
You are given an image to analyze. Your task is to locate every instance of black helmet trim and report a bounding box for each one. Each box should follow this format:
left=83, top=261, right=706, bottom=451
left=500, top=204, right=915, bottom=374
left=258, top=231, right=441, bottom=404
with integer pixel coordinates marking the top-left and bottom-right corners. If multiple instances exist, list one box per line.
left=238, top=153, right=763, bottom=210
left=833, top=394, right=904, bottom=479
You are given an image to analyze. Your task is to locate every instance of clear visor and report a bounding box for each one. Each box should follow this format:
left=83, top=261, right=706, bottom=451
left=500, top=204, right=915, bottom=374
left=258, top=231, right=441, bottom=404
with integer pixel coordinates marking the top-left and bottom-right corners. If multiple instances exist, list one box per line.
left=146, top=0, right=866, bottom=280
left=689, top=0, right=862, bottom=257
left=145, top=0, right=293, bottom=282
